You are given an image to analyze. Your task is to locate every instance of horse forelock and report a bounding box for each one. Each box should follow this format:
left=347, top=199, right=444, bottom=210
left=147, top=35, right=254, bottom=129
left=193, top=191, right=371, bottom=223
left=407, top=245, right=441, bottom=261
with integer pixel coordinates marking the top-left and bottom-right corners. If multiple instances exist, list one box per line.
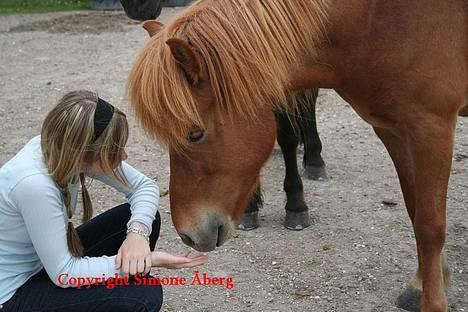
left=128, top=28, right=203, bottom=154
left=128, top=0, right=330, bottom=152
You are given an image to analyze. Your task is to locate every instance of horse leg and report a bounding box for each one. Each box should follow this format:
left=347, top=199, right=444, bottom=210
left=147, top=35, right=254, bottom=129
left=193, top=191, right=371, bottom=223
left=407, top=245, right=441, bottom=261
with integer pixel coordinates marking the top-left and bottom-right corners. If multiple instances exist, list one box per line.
left=275, top=110, right=311, bottom=230
left=300, top=89, right=328, bottom=181
left=408, top=122, right=454, bottom=312
left=374, top=127, right=423, bottom=311
left=374, top=121, right=454, bottom=312
left=236, top=185, right=262, bottom=231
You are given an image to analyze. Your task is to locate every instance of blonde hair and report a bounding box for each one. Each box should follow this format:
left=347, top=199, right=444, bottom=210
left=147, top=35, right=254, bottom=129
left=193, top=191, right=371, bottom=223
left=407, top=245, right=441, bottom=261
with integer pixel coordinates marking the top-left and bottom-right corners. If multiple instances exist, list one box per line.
left=41, top=90, right=129, bottom=256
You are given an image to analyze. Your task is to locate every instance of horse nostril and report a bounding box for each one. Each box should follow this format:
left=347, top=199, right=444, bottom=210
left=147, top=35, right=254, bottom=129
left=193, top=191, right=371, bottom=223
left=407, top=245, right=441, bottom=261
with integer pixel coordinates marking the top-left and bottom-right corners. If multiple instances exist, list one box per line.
left=216, top=224, right=227, bottom=247
left=179, top=232, right=196, bottom=248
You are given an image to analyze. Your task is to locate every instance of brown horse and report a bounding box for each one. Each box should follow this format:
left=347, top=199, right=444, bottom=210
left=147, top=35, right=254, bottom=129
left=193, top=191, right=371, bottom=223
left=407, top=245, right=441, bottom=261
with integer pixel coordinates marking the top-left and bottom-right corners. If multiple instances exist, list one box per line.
left=127, top=1, right=468, bottom=311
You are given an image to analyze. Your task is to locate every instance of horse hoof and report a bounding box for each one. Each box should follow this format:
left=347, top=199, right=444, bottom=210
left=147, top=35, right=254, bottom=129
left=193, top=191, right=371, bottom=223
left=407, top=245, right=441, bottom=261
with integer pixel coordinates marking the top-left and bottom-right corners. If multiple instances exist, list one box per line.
left=236, top=212, right=259, bottom=231
left=396, top=285, right=421, bottom=312
left=284, top=211, right=311, bottom=230
left=305, top=165, right=328, bottom=181
left=458, top=105, right=468, bottom=116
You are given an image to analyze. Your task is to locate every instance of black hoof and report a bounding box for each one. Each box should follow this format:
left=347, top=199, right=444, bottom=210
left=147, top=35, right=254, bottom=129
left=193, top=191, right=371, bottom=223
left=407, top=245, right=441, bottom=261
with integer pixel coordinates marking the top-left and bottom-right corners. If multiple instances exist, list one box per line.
left=284, top=211, right=311, bottom=230
left=458, top=105, right=468, bottom=116
left=305, top=165, right=328, bottom=181
left=236, top=212, right=259, bottom=231
left=396, top=285, right=421, bottom=312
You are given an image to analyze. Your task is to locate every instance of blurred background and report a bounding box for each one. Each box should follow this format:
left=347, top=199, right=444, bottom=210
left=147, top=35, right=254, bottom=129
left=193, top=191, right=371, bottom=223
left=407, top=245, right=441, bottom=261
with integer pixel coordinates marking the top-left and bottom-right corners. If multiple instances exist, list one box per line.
left=0, top=0, right=191, bottom=14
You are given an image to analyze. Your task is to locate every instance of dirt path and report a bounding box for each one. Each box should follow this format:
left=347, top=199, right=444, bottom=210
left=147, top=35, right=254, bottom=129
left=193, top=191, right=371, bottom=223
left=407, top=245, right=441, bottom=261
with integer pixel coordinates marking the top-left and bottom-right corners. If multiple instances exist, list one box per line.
left=0, top=9, right=466, bottom=312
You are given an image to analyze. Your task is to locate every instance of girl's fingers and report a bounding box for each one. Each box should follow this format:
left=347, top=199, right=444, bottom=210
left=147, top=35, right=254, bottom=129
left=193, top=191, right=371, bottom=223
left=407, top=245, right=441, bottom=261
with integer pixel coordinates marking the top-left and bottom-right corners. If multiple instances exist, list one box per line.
left=137, top=258, right=145, bottom=274
left=189, top=256, right=209, bottom=266
left=115, top=249, right=122, bottom=269
left=165, top=254, right=192, bottom=264
left=129, top=259, right=138, bottom=275
left=144, top=254, right=152, bottom=274
left=122, top=258, right=130, bottom=275
left=191, top=253, right=208, bottom=260
left=151, top=251, right=208, bottom=269
left=171, top=255, right=208, bottom=269
left=172, top=254, right=207, bottom=264
left=185, top=251, right=207, bottom=259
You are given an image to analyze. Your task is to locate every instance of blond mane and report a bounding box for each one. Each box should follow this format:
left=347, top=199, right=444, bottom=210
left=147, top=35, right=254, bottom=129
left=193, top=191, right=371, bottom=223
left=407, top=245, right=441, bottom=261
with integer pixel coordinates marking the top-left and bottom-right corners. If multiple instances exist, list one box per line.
left=128, top=0, right=330, bottom=151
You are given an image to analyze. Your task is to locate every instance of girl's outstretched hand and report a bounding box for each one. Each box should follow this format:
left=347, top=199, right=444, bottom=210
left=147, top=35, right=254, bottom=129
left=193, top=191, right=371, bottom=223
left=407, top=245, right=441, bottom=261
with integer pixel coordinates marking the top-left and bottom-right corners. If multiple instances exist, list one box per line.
left=151, top=251, right=208, bottom=269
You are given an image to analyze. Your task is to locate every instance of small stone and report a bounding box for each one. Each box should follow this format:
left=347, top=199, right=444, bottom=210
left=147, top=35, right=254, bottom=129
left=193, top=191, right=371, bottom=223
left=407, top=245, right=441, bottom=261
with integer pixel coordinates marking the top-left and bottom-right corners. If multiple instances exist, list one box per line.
left=294, top=286, right=314, bottom=297
left=382, top=199, right=398, bottom=206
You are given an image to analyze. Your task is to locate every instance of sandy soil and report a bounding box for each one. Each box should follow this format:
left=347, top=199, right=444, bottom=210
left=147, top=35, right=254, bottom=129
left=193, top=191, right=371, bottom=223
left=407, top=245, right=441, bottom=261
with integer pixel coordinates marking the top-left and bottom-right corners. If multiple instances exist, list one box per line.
left=0, top=8, right=466, bottom=312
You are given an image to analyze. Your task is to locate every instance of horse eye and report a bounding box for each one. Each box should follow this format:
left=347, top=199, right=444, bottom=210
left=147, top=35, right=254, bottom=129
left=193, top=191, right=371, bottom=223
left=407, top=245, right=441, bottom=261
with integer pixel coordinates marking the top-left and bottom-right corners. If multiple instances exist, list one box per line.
left=187, top=129, right=206, bottom=143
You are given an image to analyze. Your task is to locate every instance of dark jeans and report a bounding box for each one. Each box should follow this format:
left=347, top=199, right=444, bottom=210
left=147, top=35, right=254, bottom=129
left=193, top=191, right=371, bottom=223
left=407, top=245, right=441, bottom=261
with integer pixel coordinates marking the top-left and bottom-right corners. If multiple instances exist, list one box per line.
left=2, top=203, right=163, bottom=312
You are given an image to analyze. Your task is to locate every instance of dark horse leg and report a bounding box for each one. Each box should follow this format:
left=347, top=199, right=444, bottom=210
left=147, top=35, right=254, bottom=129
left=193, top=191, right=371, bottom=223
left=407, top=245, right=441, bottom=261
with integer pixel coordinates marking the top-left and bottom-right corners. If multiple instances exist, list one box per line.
left=236, top=186, right=262, bottom=231
left=299, top=89, right=328, bottom=181
left=275, top=106, right=311, bottom=230
left=236, top=114, right=312, bottom=230
left=237, top=108, right=312, bottom=231
left=237, top=91, right=325, bottom=230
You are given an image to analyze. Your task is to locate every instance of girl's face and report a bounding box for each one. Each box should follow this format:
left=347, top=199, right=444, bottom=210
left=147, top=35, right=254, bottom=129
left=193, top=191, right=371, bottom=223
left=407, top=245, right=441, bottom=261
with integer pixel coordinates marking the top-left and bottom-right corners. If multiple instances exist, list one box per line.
left=85, top=149, right=128, bottom=176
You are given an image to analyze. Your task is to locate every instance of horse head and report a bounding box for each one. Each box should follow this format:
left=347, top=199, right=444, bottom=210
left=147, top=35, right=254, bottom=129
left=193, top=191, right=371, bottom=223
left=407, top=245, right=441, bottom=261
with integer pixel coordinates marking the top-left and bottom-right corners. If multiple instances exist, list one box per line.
left=127, top=0, right=327, bottom=251
left=131, top=18, right=277, bottom=251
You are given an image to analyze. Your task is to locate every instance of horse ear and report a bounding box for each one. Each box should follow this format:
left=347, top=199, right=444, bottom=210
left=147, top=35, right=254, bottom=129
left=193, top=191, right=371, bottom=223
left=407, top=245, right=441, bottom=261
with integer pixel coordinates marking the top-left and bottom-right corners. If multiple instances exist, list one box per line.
left=142, top=20, right=164, bottom=37
left=166, top=38, right=201, bottom=85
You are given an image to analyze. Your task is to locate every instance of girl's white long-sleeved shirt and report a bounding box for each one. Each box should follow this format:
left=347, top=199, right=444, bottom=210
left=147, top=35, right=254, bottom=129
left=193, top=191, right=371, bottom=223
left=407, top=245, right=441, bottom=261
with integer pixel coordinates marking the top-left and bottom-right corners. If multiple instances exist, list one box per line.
left=0, top=136, right=159, bottom=304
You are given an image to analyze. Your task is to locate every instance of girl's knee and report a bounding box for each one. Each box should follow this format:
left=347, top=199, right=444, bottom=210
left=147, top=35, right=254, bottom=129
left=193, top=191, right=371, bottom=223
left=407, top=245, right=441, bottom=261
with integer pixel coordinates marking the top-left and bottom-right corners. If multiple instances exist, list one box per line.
left=118, top=285, right=163, bottom=312
left=141, top=284, right=163, bottom=312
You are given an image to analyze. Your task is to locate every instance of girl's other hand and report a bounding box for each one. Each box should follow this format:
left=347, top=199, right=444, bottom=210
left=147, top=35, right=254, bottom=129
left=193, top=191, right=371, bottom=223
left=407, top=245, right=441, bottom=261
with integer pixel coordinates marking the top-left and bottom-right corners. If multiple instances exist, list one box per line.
left=151, top=251, right=208, bottom=269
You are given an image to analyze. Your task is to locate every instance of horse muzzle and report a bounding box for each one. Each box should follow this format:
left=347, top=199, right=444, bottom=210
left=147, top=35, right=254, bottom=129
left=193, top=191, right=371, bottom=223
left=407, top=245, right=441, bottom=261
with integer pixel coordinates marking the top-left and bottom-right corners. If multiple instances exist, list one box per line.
left=177, top=214, right=234, bottom=252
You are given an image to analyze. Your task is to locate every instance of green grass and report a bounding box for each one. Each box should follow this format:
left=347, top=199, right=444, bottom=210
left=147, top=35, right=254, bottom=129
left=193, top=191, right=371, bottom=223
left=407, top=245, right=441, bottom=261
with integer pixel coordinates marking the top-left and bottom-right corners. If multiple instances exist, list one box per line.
left=0, top=0, right=90, bottom=14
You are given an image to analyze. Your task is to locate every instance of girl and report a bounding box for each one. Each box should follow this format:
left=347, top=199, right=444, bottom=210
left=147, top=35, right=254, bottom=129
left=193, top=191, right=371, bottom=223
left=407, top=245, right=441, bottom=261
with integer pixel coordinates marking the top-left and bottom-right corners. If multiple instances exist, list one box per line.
left=0, top=90, right=207, bottom=311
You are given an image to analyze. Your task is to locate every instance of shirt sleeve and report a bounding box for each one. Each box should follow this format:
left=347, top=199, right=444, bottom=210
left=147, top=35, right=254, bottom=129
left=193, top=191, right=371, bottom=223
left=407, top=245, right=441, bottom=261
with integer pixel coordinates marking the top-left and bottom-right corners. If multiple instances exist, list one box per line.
left=93, top=161, right=159, bottom=232
left=10, top=175, right=121, bottom=288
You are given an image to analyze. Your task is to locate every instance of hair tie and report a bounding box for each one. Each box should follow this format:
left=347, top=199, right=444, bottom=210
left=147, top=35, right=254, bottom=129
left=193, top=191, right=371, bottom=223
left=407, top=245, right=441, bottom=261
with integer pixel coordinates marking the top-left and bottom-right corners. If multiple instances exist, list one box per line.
left=93, top=97, right=115, bottom=142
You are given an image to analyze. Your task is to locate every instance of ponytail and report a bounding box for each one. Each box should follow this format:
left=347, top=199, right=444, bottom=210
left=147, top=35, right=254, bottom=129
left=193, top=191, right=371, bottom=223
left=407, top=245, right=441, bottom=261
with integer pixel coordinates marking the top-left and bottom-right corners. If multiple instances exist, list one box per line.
left=67, top=220, right=84, bottom=257
left=58, top=182, right=84, bottom=257
left=80, top=173, right=93, bottom=223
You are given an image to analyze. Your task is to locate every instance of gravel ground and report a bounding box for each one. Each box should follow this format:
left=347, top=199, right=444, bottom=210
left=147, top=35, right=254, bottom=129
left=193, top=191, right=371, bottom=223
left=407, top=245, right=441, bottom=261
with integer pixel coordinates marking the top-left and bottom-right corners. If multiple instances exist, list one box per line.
left=0, top=8, right=467, bottom=312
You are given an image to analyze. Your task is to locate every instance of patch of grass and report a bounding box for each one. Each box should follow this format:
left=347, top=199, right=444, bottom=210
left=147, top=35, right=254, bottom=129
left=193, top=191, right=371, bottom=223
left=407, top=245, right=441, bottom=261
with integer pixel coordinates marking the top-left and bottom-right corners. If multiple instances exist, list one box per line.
left=0, top=0, right=90, bottom=14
